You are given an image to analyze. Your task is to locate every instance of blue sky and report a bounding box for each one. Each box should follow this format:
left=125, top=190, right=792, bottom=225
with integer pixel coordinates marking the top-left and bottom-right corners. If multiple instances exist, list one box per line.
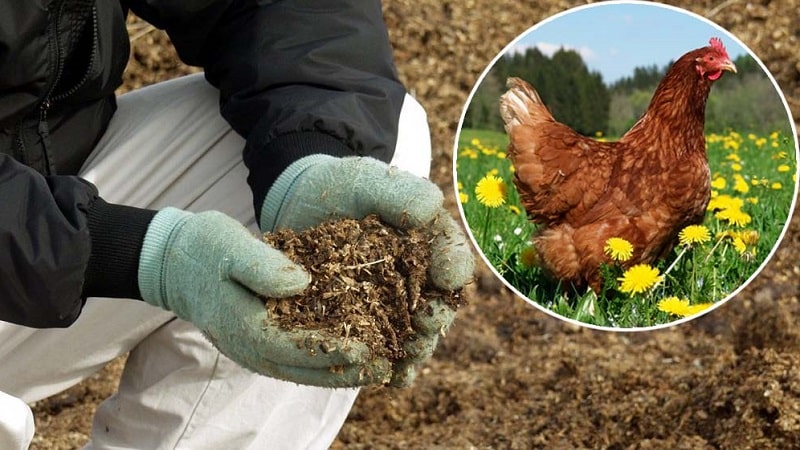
left=508, top=2, right=749, bottom=84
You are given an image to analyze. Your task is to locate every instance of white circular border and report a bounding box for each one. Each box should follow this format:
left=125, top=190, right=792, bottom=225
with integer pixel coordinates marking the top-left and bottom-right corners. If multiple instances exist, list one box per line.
left=452, top=0, right=800, bottom=332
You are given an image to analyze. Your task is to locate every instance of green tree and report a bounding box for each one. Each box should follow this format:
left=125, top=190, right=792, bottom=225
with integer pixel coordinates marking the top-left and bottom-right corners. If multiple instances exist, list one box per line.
left=607, top=53, right=790, bottom=136
left=468, top=46, right=610, bottom=135
left=464, top=70, right=503, bottom=130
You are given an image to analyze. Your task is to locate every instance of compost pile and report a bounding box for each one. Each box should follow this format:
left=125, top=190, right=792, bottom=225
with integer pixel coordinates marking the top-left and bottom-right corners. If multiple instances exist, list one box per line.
left=263, top=215, right=463, bottom=361
left=28, top=1, right=800, bottom=449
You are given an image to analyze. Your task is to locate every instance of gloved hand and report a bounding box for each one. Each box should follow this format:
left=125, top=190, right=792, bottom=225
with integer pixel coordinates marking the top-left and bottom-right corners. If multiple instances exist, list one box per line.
left=138, top=208, right=394, bottom=387
left=262, top=155, right=474, bottom=387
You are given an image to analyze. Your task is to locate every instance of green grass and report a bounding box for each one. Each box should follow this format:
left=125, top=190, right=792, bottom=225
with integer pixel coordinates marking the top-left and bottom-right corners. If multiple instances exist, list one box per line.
left=455, top=128, right=797, bottom=329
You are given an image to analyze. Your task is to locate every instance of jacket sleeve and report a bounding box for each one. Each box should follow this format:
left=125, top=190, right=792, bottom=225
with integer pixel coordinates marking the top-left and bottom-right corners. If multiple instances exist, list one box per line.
left=125, top=0, right=408, bottom=224
left=0, top=154, right=156, bottom=328
left=0, top=155, right=91, bottom=327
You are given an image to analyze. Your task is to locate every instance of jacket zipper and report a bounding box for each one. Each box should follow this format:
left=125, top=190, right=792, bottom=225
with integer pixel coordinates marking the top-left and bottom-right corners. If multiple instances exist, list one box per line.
left=50, top=7, right=99, bottom=105
left=13, top=120, right=27, bottom=163
left=38, top=99, right=54, bottom=174
left=35, top=0, right=66, bottom=175
left=37, top=3, right=99, bottom=175
left=12, top=0, right=65, bottom=170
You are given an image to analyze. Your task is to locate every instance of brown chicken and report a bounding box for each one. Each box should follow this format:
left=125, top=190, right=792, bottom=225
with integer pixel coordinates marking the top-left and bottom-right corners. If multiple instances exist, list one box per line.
left=499, top=37, right=737, bottom=291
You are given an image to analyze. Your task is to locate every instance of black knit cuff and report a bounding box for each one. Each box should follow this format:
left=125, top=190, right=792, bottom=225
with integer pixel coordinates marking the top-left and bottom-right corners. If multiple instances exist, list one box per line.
left=245, top=132, right=355, bottom=227
left=82, top=198, right=157, bottom=300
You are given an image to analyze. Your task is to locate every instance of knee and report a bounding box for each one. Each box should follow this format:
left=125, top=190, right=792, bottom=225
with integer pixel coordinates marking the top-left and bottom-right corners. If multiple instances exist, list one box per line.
left=392, top=94, right=432, bottom=178
left=0, top=391, right=34, bottom=450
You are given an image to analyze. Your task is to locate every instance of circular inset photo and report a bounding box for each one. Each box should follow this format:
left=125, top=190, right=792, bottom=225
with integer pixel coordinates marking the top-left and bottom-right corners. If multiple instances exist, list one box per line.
left=454, top=1, right=799, bottom=330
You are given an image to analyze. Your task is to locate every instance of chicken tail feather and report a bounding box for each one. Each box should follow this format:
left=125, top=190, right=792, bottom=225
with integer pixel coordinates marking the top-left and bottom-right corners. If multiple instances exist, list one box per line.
left=499, top=77, right=553, bottom=130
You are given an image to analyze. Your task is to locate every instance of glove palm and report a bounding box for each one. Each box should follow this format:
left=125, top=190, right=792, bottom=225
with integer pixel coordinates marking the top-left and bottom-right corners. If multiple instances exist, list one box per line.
left=262, top=155, right=474, bottom=386
left=139, top=208, right=392, bottom=386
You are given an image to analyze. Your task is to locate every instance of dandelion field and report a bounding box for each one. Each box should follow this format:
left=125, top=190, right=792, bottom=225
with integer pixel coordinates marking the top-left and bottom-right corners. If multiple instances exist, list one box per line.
left=455, top=128, right=798, bottom=329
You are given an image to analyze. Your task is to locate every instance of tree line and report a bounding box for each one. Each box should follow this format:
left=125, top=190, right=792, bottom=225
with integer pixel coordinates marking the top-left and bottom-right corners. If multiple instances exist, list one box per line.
left=464, top=46, right=790, bottom=136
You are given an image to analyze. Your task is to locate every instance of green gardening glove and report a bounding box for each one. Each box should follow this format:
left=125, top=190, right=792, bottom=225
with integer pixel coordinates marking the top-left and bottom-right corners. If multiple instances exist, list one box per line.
left=262, top=155, right=475, bottom=387
left=138, top=208, right=393, bottom=387
left=386, top=212, right=469, bottom=387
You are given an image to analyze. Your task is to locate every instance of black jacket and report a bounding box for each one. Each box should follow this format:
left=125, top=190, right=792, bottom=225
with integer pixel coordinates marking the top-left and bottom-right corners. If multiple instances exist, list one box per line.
left=0, top=0, right=405, bottom=327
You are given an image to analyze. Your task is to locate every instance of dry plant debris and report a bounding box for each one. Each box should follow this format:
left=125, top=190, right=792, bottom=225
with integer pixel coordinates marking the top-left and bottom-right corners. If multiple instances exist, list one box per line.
left=262, top=215, right=464, bottom=361
left=30, top=1, right=800, bottom=448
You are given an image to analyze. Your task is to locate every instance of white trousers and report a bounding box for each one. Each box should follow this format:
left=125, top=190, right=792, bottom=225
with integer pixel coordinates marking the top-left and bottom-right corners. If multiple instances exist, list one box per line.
left=0, top=73, right=432, bottom=449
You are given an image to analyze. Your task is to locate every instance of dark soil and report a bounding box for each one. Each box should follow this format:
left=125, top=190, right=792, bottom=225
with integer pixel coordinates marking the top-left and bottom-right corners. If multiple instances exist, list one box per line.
left=29, top=1, right=800, bottom=449
left=263, top=215, right=463, bottom=362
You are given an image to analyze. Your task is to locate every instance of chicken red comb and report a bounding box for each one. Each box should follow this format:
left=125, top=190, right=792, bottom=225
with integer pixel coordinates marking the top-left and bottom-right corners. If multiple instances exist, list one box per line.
left=709, top=37, right=729, bottom=57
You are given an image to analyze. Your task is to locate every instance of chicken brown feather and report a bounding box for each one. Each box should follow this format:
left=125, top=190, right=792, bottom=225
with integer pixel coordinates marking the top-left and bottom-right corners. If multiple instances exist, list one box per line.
left=500, top=37, right=737, bottom=291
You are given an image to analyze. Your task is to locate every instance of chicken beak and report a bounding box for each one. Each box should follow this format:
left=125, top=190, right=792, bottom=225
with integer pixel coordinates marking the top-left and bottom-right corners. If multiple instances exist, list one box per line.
left=721, top=60, right=737, bottom=74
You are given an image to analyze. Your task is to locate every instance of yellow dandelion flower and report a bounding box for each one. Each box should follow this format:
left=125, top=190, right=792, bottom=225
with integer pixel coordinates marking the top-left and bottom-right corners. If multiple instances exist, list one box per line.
left=772, top=141, right=779, bottom=148
left=771, top=182, right=783, bottom=190
left=658, top=297, right=690, bottom=316
left=715, top=207, right=752, bottom=227
left=732, top=174, right=749, bottom=194
left=497, top=151, right=507, bottom=159
left=474, top=174, right=507, bottom=208
left=711, top=177, right=726, bottom=190
left=770, top=131, right=780, bottom=140
left=519, top=246, right=538, bottom=268
left=459, top=191, right=469, bottom=204
left=747, top=197, right=759, bottom=204
left=717, top=230, right=759, bottom=250
left=595, top=131, right=603, bottom=138
left=737, top=230, right=759, bottom=246
left=747, top=133, right=756, bottom=140
left=778, top=164, right=791, bottom=173
left=715, top=230, right=735, bottom=240
left=725, top=153, right=740, bottom=162
left=604, top=237, right=634, bottom=262
left=657, top=297, right=684, bottom=316
left=732, top=236, right=747, bottom=254
left=470, top=138, right=480, bottom=146
left=617, top=264, right=663, bottom=295
left=731, top=163, right=742, bottom=172
left=460, top=148, right=478, bottom=159
left=724, top=139, right=740, bottom=152
left=679, top=225, right=711, bottom=246
left=755, top=137, right=767, bottom=148
left=658, top=297, right=713, bottom=317
left=686, top=303, right=714, bottom=315
left=707, top=195, right=743, bottom=212
left=773, top=151, right=789, bottom=160
left=729, top=231, right=757, bottom=260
